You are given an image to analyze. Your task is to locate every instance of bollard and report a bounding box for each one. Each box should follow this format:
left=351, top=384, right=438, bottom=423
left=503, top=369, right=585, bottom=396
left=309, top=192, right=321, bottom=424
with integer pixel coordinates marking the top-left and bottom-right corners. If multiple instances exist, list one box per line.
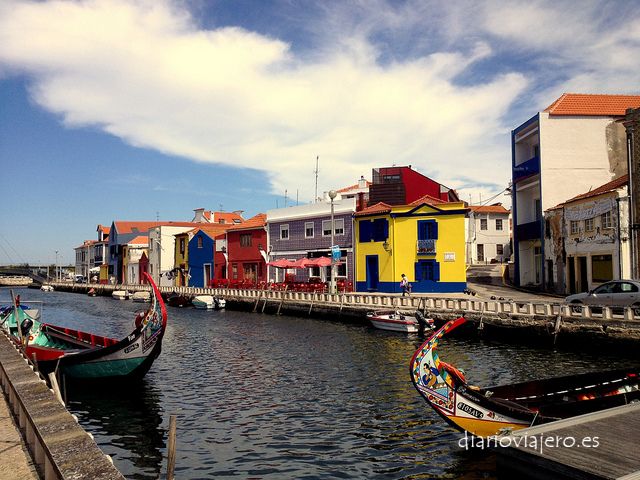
left=167, top=415, right=177, bottom=480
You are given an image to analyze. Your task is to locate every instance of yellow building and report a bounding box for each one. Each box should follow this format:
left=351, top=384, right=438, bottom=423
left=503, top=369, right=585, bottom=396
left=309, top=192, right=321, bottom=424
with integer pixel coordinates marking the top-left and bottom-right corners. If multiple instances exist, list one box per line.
left=174, top=231, right=190, bottom=286
left=354, top=196, right=468, bottom=293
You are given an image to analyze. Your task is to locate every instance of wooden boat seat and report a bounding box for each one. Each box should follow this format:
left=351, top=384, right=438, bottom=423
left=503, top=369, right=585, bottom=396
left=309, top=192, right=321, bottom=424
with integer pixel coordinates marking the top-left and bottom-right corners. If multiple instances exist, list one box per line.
left=41, top=324, right=118, bottom=349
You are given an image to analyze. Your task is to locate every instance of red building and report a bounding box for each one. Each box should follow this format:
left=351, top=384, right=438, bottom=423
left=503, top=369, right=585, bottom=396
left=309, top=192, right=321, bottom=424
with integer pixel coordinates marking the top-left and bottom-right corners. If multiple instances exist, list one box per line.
left=225, top=213, right=267, bottom=284
left=368, top=166, right=459, bottom=206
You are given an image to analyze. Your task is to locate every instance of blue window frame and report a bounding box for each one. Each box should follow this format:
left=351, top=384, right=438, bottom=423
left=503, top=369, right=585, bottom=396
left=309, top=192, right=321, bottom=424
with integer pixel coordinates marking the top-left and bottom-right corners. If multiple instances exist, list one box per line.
left=417, top=220, right=438, bottom=240
left=415, top=260, right=440, bottom=282
left=359, top=218, right=388, bottom=243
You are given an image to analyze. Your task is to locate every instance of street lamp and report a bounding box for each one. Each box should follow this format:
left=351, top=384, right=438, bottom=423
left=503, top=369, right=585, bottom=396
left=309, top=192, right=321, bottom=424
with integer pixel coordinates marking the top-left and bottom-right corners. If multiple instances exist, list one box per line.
left=55, top=250, right=58, bottom=282
left=329, top=190, right=337, bottom=294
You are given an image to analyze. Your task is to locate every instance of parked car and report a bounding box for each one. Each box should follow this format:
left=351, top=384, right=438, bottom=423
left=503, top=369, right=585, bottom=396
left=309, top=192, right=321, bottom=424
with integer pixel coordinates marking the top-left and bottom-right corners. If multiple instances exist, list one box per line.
left=565, top=279, right=640, bottom=314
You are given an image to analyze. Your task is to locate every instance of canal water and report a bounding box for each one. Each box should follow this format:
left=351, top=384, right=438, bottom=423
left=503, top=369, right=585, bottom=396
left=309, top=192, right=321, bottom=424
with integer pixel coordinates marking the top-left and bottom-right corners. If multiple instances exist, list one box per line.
left=2, top=288, right=636, bottom=479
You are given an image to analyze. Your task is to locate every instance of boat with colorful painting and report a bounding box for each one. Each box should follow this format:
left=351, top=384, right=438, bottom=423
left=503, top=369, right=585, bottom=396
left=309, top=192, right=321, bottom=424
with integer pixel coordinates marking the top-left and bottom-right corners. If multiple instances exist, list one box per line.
left=410, top=317, right=640, bottom=438
left=0, top=273, right=167, bottom=382
left=367, top=310, right=433, bottom=333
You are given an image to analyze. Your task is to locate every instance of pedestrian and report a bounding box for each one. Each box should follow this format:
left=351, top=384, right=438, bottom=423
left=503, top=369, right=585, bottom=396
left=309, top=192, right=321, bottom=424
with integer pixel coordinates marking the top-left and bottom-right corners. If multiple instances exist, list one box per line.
left=400, top=274, right=411, bottom=296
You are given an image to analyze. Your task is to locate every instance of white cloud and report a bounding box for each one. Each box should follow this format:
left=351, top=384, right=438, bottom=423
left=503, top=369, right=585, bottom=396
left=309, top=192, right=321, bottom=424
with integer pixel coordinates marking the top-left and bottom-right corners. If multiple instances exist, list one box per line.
left=0, top=0, right=637, bottom=209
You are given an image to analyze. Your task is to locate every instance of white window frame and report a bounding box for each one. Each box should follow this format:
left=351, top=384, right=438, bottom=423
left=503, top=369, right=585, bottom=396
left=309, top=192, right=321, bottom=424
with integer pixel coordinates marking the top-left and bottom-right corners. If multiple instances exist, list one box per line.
left=570, top=220, right=580, bottom=235
left=601, top=211, right=613, bottom=229
left=495, top=218, right=503, bottom=231
left=305, top=222, right=314, bottom=238
left=480, top=218, right=488, bottom=231
left=280, top=224, right=289, bottom=240
left=322, top=220, right=332, bottom=236
left=584, top=217, right=594, bottom=232
left=334, top=218, right=344, bottom=236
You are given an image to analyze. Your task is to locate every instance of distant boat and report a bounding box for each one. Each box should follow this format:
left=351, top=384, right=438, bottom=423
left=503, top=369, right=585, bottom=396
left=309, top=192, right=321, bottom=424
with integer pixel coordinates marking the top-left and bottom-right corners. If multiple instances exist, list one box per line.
left=112, top=290, right=129, bottom=300
left=166, top=292, right=191, bottom=308
left=40, top=285, right=54, bottom=292
left=367, top=310, right=433, bottom=333
left=88, top=288, right=97, bottom=297
left=192, top=295, right=214, bottom=309
left=214, top=297, right=226, bottom=310
left=0, top=273, right=167, bottom=382
left=410, top=317, right=640, bottom=438
left=131, top=291, right=151, bottom=303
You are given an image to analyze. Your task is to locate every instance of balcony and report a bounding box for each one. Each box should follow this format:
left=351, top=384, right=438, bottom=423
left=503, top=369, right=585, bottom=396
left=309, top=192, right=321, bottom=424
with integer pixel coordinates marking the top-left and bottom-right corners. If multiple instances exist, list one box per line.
left=513, top=155, right=540, bottom=183
left=515, top=220, right=542, bottom=241
left=417, top=239, right=436, bottom=255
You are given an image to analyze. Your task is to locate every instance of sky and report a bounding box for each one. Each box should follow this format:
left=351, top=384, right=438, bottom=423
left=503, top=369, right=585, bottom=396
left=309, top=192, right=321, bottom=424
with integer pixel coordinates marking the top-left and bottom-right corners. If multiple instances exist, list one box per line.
left=1, top=0, right=639, bottom=265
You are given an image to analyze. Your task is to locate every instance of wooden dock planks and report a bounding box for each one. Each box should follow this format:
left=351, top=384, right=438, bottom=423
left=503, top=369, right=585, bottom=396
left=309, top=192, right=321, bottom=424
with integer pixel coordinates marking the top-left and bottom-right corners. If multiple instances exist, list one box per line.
left=497, top=402, right=640, bottom=479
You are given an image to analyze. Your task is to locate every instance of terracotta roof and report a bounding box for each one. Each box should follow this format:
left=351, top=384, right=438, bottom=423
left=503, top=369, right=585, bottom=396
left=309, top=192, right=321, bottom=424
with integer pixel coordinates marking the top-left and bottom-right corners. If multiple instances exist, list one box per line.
left=226, top=213, right=266, bottom=231
left=544, top=94, right=640, bottom=116
left=354, top=202, right=393, bottom=217
left=128, top=235, right=149, bottom=246
left=113, top=221, right=202, bottom=234
left=188, top=224, right=230, bottom=238
left=409, top=194, right=448, bottom=206
left=213, top=211, right=244, bottom=224
left=468, top=204, right=510, bottom=214
left=97, top=224, right=111, bottom=234
left=337, top=180, right=371, bottom=193
left=548, top=175, right=629, bottom=210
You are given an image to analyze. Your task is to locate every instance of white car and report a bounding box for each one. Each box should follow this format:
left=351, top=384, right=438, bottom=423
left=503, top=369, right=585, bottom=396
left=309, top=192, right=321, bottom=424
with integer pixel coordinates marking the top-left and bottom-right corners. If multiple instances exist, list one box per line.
left=565, top=280, right=640, bottom=314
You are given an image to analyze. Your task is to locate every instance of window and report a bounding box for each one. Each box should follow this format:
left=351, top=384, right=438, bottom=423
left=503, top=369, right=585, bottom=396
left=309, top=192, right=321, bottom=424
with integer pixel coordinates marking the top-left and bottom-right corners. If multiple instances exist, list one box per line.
left=480, top=218, right=488, bottom=230
left=322, top=220, right=332, bottom=236
left=535, top=199, right=542, bottom=221
left=232, top=263, right=238, bottom=279
left=382, top=174, right=400, bottom=183
left=570, top=220, right=580, bottom=235
left=180, top=238, right=185, bottom=254
left=585, top=217, right=594, bottom=232
left=496, top=244, right=504, bottom=255
left=280, top=224, right=289, bottom=240
left=477, top=244, right=484, bottom=261
left=336, top=262, right=347, bottom=277
left=197, top=237, right=203, bottom=248
left=418, top=220, right=438, bottom=240
left=240, top=234, right=252, bottom=247
left=359, top=218, right=388, bottom=243
left=305, top=222, right=314, bottom=238
left=601, top=211, right=612, bottom=229
left=324, top=219, right=345, bottom=236
left=496, top=218, right=503, bottom=231
left=415, top=260, right=439, bottom=282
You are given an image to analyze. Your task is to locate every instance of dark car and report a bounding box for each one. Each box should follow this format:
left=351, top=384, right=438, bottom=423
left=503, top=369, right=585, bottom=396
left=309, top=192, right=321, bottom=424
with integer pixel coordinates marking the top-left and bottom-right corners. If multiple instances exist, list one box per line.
left=565, top=279, right=640, bottom=314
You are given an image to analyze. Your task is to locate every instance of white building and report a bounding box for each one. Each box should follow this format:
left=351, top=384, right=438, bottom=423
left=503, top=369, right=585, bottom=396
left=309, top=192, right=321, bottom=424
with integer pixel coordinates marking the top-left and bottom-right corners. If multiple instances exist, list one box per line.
left=511, top=93, right=639, bottom=288
left=123, top=235, right=148, bottom=285
left=148, top=225, right=201, bottom=286
left=466, top=204, right=511, bottom=264
left=545, top=175, right=631, bottom=294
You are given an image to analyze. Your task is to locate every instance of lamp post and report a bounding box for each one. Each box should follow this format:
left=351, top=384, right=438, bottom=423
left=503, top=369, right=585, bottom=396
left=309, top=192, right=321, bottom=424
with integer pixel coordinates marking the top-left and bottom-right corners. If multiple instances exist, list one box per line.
left=55, top=250, right=58, bottom=282
left=329, top=190, right=337, bottom=294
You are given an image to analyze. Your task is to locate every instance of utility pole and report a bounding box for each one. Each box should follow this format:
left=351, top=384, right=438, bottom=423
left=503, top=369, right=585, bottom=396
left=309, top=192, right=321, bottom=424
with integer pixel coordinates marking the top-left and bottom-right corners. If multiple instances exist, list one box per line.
left=314, top=156, right=319, bottom=202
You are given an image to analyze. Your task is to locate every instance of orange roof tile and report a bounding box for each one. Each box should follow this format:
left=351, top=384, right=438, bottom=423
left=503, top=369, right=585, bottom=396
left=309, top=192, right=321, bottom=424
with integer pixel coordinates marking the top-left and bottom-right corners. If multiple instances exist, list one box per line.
left=544, top=93, right=640, bottom=116
left=188, top=224, right=231, bottom=238
left=226, top=213, right=266, bottom=231
left=409, top=194, right=448, bottom=206
left=114, top=221, right=202, bottom=234
left=469, top=204, right=510, bottom=214
left=354, top=202, right=393, bottom=217
left=128, top=235, right=149, bottom=246
left=562, top=174, right=629, bottom=204
left=213, top=211, right=244, bottom=224
left=337, top=180, right=371, bottom=193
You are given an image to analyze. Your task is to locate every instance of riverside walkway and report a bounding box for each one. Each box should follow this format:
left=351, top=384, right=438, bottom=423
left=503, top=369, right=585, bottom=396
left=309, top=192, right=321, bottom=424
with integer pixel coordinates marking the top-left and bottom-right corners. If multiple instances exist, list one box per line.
left=49, top=281, right=640, bottom=347
left=0, top=390, right=38, bottom=480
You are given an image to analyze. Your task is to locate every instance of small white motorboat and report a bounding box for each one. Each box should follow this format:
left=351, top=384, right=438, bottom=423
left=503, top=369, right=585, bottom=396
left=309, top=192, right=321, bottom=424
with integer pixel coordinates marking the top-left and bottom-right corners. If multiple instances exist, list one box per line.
left=192, top=295, right=214, bottom=309
left=112, top=290, right=130, bottom=300
left=40, top=285, right=54, bottom=292
left=131, top=291, right=151, bottom=303
left=366, top=310, right=434, bottom=333
left=213, top=297, right=226, bottom=310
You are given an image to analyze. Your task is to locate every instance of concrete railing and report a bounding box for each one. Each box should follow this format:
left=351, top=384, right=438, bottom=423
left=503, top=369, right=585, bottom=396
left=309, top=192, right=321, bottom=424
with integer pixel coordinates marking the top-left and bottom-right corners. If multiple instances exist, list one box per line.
left=0, top=332, right=124, bottom=480
left=49, top=282, right=640, bottom=321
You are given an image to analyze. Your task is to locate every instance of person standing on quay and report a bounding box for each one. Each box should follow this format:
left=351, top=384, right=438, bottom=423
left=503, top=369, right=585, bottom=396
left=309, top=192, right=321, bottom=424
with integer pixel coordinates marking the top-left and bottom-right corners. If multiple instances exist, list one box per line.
left=400, top=274, right=411, bottom=296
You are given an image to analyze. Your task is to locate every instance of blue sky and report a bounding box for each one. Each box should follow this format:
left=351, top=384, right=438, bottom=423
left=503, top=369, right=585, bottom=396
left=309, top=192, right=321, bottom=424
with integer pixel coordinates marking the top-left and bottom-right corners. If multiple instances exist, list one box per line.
left=1, top=0, right=639, bottom=265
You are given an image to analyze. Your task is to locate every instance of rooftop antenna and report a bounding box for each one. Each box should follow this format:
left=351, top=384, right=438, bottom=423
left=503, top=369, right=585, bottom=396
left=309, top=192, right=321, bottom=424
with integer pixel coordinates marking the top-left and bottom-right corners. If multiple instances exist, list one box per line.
left=314, top=156, right=319, bottom=203
left=156, top=211, right=159, bottom=221
left=284, top=189, right=288, bottom=208
left=219, top=203, right=224, bottom=211
left=296, top=189, right=299, bottom=206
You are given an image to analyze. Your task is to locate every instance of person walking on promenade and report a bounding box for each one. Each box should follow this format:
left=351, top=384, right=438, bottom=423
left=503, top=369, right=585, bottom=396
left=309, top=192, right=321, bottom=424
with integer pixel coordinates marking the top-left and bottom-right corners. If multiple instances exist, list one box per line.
left=400, top=274, right=411, bottom=296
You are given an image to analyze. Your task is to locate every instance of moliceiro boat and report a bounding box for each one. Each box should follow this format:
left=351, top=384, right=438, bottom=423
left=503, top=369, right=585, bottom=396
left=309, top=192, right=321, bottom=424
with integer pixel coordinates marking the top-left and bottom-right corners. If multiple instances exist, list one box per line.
left=0, top=273, right=167, bottom=382
left=410, top=317, right=640, bottom=438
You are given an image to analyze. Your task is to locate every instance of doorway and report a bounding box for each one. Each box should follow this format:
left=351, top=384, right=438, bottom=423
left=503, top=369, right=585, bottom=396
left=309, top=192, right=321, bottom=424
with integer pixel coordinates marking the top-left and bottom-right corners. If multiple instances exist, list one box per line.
left=366, top=255, right=379, bottom=291
left=578, top=256, right=588, bottom=293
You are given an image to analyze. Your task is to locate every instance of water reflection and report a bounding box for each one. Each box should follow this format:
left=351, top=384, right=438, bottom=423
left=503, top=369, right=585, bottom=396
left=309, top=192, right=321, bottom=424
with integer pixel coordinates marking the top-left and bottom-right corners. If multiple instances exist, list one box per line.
left=2, top=289, right=639, bottom=479
left=66, top=382, right=165, bottom=480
